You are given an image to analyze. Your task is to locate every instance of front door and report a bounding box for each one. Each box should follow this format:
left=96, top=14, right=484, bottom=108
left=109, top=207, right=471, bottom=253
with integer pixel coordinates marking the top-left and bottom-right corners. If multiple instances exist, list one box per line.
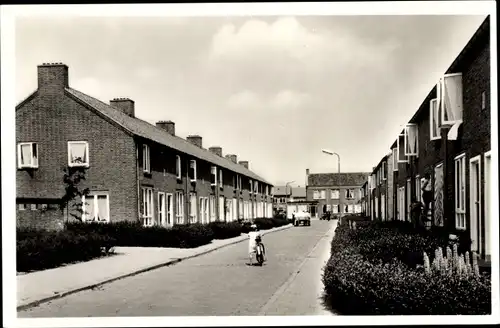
left=166, top=193, right=173, bottom=227
left=469, top=156, right=481, bottom=253
left=158, top=192, right=166, bottom=227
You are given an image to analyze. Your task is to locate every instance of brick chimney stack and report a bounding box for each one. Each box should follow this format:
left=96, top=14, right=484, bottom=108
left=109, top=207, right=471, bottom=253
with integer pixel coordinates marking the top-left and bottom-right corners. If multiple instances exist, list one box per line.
left=37, top=62, right=69, bottom=92
left=110, top=98, right=135, bottom=117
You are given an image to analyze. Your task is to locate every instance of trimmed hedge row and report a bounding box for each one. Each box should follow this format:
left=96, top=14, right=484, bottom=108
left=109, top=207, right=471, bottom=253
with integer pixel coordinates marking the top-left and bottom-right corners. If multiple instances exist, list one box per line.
left=17, top=227, right=116, bottom=273
left=18, top=217, right=289, bottom=272
left=322, top=219, right=491, bottom=315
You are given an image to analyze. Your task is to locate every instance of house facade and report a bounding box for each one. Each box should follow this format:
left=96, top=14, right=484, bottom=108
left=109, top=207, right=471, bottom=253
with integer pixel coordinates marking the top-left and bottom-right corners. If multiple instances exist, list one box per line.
left=306, top=172, right=370, bottom=217
left=369, top=156, right=389, bottom=221
left=370, top=17, right=492, bottom=262
left=16, top=63, right=274, bottom=230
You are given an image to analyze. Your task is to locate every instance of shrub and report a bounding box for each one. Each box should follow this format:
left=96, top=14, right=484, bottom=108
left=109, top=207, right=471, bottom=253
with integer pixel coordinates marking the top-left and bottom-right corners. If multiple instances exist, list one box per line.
left=208, top=221, right=244, bottom=240
left=17, top=227, right=115, bottom=272
left=322, top=246, right=491, bottom=315
left=323, top=221, right=491, bottom=315
left=65, top=221, right=215, bottom=248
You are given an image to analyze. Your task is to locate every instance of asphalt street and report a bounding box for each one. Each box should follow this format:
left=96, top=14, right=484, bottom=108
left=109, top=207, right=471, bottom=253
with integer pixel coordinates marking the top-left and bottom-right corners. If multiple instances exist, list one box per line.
left=18, top=219, right=337, bottom=317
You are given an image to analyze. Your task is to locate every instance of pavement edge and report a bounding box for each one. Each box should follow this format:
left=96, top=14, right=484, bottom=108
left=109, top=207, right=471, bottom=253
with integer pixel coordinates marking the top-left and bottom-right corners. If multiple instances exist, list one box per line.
left=17, top=223, right=292, bottom=312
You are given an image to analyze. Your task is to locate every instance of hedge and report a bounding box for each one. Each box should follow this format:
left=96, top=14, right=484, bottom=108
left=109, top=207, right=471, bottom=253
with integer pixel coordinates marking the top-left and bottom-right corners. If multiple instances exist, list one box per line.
left=322, top=220, right=491, bottom=315
left=19, top=217, right=290, bottom=273
left=17, top=227, right=116, bottom=273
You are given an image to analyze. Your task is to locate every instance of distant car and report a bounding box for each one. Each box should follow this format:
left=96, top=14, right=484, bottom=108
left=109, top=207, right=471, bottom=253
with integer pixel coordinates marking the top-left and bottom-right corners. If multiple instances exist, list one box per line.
left=293, top=210, right=311, bottom=226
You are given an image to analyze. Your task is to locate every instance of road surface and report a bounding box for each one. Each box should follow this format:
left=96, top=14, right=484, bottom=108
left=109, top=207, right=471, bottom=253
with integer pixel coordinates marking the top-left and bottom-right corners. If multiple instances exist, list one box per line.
left=18, top=220, right=337, bottom=317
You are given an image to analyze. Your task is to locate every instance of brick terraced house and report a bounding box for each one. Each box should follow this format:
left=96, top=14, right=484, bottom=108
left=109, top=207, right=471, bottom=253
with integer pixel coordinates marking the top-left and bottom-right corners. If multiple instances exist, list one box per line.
left=306, top=171, right=370, bottom=218
left=369, top=16, right=492, bottom=263
left=16, top=63, right=273, bottom=230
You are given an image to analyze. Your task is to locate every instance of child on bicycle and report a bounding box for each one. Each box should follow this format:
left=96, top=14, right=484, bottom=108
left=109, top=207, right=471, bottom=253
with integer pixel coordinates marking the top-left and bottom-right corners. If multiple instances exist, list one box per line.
left=248, top=224, right=265, bottom=265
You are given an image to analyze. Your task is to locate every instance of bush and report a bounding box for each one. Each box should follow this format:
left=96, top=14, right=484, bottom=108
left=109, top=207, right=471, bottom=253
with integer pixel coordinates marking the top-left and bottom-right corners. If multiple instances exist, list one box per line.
left=65, top=221, right=214, bottom=248
left=322, top=221, right=492, bottom=315
left=208, top=221, right=245, bottom=240
left=322, top=247, right=491, bottom=315
left=17, top=227, right=116, bottom=272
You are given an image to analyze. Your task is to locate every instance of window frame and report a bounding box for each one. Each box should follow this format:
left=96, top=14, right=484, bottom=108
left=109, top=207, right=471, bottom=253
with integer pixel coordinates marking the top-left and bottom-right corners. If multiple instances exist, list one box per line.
left=331, top=189, right=340, bottom=199
left=440, top=73, right=463, bottom=127
left=176, top=155, right=182, bottom=180
left=392, top=148, right=398, bottom=171
left=429, top=98, right=441, bottom=141
left=175, top=191, right=185, bottom=224
left=210, top=166, right=217, bottom=186
left=142, top=187, right=154, bottom=226
left=397, top=134, right=409, bottom=164
left=404, top=123, right=419, bottom=157
left=82, top=193, right=110, bottom=223
left=68, top=141, right=90, bottom=168
left=454, top=153, right=467, bottom=230
left=17, top=142, right=39, bottom=169
left=189, top=192, right=197, bottom=224
left=142, top=144, right=150, bottom=173
left=189, top=159, right=197, bottom=183
left=219, top=169, right=224, bottom=189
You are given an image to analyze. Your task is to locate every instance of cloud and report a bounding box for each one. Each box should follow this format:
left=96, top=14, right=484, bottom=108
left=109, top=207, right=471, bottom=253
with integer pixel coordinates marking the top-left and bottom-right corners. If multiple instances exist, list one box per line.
left=227, top=89, right=311, bottom=112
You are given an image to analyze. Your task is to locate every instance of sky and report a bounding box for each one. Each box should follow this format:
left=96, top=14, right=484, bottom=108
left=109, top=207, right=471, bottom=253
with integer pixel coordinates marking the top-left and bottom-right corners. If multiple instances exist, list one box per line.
left=14, top=12, right=487, bottom=187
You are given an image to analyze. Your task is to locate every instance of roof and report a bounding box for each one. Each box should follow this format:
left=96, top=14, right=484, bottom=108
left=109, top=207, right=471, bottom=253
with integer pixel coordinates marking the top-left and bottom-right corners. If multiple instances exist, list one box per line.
left=273, top=186, right=306, bottom=197
left=291, top=187, right=306, bottom=198
left=307, top=172, right=370, bottom=187
left=65, top=88, right=271, bottom=185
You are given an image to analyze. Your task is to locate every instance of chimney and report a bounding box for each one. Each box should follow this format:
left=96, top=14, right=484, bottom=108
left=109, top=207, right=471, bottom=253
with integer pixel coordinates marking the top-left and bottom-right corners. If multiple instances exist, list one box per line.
left=110, top=98, right=135, bottom=117
left=187, top=135, right=203, bottom=148
left=156, top=120, right=175, bottom=136
left=306, top=168, right=310, bottom=187
left=239, top=161, right=249, bottom=169
left=226, top=154, right=237, bottom=163
left=209, top=147, right=223, bottom=157
left=37, top=63, right=69, bottom=92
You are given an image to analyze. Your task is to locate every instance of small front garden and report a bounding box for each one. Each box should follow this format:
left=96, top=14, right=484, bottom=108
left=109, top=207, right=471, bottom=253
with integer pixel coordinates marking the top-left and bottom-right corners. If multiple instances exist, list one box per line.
left=322, top=217, right=492, bottom=315
left=17, top=217, right=289, bottom=273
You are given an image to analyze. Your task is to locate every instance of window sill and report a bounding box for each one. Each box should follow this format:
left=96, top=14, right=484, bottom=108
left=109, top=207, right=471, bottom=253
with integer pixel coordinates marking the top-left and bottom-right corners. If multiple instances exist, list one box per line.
left=18, top=166, right=39, bottom=170
left=68, top=164, right=90, bottom=169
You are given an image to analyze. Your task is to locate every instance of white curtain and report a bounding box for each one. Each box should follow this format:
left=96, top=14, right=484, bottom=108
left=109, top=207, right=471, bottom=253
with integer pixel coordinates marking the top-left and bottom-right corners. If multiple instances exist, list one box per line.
left=442, top=74, right=463, bottom=123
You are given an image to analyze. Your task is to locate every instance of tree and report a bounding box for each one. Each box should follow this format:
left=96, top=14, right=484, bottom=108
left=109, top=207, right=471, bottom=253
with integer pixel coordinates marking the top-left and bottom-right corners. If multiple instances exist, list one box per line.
left=60, top=167, right=90, bottom=222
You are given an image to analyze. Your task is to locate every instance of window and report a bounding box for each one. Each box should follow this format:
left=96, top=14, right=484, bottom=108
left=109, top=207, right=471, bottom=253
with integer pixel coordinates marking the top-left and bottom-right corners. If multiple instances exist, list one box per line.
left=429, top=98, right=441, bottom=141
left=175, top=191, right=185, bottom=224
left=330, top=189, right=339, bottom=199
left=238, top=175, right=242, bottom=190
left=218, top=196, right=225, bottom=221
left=82, top=194, right=110, bottom=223
left=239, top=198, right=244, bottom=219
left=209, top=195, right=216, bottom=222
left=313, top=191, right=319, bottom=199
left=68, top=141, right=89, bottom=167
left=142, top=144, right=150, bottom=173
left=392, top=148, right=398, bottom=171
left=188, top=193, right=197, bottom=223
left=397, top=134, right=408, bottom=163
left=439, top=73, right=463, bottom=126
left=481, top=91, right=487, bottom=110
left=219, top=169, right=223, bottom=188
left=210, top=166, right=217, bottom=186
left=404, top=124, right=419, bottom=157
left=332, top=204, right=339, bottom=213
left=254, top=181, right=259, bottom=194
left=345, top=189, right=354, bottom=199
left=406, top=179, right=411, bottom=222
left=17, top=142, right=39, bottom=169
left=141, top=187, right=154, bottom=226
left=455, top=153, right=466, bottom=229
left=348, top=204, right=354, bottom=214
left=176, top=155, right=182, bottom=179
left=382, top=162, right=387, bottom=180
left=249, top=179, right=253, bottom=194
left=233, top=175, right=237, bottom=189
left=189, top=160, right=197, bottom=182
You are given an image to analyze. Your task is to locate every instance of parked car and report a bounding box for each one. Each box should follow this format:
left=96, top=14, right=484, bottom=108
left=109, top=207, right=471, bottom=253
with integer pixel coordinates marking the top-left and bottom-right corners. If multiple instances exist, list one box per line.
left=293, top=210, right=311, bottom=226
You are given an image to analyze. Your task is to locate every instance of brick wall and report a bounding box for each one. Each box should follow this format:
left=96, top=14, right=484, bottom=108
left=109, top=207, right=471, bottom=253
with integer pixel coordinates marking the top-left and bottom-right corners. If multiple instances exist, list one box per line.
left=16, top=90, right=138, bottom=227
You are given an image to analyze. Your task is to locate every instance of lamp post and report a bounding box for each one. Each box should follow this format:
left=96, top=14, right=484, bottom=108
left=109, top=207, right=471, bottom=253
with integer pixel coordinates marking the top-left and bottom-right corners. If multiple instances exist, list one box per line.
left=322, top=149, right=341, bottom=219
left=285, top=180, right=295, bottom=220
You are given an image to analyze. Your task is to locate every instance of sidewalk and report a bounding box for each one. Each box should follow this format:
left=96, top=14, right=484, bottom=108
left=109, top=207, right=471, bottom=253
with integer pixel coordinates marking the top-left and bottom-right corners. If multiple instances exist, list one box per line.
left=17, top=224, right=292, bottom=311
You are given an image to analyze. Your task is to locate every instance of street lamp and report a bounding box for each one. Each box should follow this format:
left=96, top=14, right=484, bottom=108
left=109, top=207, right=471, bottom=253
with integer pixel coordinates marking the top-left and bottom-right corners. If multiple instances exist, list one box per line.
left=285, top=180, right=295, bottom=219
left=321, top=149, right=342, bottom=219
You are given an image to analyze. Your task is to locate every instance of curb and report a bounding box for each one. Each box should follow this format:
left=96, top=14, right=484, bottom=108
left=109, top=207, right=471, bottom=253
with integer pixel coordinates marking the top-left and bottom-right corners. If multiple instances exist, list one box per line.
left=17, top=224, right=292, bottom=312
